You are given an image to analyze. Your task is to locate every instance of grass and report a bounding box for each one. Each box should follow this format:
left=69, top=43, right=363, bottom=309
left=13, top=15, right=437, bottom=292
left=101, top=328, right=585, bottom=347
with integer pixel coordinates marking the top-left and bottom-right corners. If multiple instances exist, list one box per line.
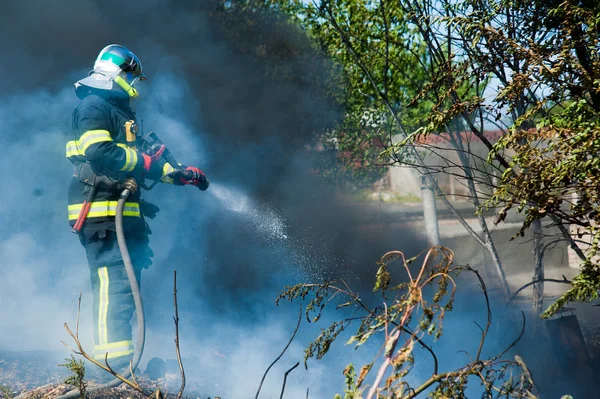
left=353, top=190, right=422, bottom=204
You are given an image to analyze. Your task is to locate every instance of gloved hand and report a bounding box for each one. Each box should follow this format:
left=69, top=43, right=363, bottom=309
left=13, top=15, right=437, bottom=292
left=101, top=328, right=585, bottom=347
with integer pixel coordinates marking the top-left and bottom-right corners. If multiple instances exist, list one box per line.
left=142, top=145, right=166, bottom=172
left=175, top=166, right=209, bottom=191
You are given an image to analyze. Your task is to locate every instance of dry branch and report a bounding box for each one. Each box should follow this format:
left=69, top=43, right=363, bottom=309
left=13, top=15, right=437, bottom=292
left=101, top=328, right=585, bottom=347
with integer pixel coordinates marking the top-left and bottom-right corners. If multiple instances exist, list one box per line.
left=174, top=270, right=186, bottom=399
left=279, top=362, right=300, bottom=399
left=278, top=246, right=539, bottom=398
left=62, top=294, right=156, bottom=397
left=255, top=305, right=302, bottom=399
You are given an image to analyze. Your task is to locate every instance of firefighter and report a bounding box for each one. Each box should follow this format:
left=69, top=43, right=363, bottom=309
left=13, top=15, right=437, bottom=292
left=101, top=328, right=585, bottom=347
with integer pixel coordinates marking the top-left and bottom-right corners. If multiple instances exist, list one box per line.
left=66, top=44, right=208, bottom=379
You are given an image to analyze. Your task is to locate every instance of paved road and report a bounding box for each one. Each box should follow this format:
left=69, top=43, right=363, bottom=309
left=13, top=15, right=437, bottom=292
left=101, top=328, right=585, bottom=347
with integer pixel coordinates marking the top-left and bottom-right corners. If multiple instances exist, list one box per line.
left=349, top=198, right=521, bottom=225
left=352, top=199, right=574, bottom=300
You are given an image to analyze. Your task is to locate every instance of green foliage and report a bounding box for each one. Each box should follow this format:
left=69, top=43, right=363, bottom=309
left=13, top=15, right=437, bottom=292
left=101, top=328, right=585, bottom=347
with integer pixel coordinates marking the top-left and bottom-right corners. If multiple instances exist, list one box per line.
left=0, top=385, right=13, bottom=399
left=262, top=0, right=600, bottom=315
left=463, top=0, right=600, bottom=314
left=59, top=355, right=87, bottom=398
left=302, top=0, right=600, bottom=315
left=259, top=0, right=436, bottom=187
left=333, top=364, right=365, bottom=399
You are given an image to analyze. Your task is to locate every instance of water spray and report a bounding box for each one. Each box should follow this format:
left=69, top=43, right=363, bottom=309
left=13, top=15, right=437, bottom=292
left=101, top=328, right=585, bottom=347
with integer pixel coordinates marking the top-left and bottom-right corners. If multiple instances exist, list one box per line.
left=209, top=183, right=288, bottom=242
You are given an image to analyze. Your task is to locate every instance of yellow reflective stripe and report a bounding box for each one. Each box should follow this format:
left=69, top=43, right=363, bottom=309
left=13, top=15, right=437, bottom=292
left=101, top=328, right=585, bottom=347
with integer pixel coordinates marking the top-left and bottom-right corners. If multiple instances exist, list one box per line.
left=66, top=140, right=84, bottom=158
left=126, top=148, right=138, bottom=171
left=93, top=348, right=134, bottom=360
left=162, top=163, right=175, bottom=174
left=129, top=149, right=138, bottom=171
left=98, top=267, right=109, bottom=345
left=94, top=340, right=133, bottom=351
left=116, top=144, right=139, bottom=172
left=162, top=162, right=176, bottom=184
left=80, top=130, right=113, bottom=153
left=66, top=131, right=113, bottom=158
left=68, top=201, right=140, bottom=220
left=122, top=145, right=131, bottom=171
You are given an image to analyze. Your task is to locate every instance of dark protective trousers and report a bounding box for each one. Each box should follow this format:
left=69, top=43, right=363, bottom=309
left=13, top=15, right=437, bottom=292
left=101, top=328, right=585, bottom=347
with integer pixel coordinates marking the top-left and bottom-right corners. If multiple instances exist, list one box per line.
left=79, top=221, right=153, bottom=369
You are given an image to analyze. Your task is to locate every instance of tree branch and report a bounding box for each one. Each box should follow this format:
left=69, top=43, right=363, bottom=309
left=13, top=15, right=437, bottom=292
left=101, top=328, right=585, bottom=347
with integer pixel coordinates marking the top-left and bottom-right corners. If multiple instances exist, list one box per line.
left=279, top=362, right=300, bottom=399
left=255, top=305, right=302, bottom=399
left=174, top=270, right=186, bottom=399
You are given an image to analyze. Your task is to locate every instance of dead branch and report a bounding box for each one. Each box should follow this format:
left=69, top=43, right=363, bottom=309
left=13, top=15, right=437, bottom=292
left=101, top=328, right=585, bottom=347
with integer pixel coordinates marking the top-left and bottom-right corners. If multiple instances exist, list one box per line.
left=279, top=362, right=300, bottom=399
left=470, top=267, right=491, bottom=362
left=281, top=246, right=536, bottom=397
left=174, top=270, right=186, bottom=399
left=403, top=312, right=528, bottom=399
left=506, top=277, right=572, bottom=307
left=255, top=305, right=302, bottom=399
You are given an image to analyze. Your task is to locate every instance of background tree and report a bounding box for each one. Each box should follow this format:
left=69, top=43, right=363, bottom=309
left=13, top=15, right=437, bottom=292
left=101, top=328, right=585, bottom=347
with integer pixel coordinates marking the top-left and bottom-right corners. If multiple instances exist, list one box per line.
left=270, top=0, right=516, bottom=299
left=223, top=0, right=600, bottom=315
left=269, top=0, right=600, bottom=317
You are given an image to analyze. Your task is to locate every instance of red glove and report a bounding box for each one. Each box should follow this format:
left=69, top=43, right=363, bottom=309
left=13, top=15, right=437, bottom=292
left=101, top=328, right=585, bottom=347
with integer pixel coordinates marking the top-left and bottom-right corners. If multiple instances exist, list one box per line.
left=142, top=145, right=166, bottom=172
left=178, top=166, right=209, bottom=191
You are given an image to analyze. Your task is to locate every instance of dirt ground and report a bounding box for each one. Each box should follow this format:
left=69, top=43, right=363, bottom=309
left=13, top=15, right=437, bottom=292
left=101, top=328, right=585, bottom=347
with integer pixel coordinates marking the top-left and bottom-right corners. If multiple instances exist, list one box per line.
left=0, top=350, right=220, bottom=399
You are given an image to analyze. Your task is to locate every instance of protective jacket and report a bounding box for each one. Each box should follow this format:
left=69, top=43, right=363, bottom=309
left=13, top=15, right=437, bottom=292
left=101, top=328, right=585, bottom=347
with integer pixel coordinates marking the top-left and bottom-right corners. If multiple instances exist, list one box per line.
left=66, top=87, right=176, bottom=231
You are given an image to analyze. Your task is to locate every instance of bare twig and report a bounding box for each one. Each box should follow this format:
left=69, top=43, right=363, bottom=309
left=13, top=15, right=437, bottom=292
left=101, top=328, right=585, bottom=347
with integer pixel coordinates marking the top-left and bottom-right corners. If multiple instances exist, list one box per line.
left=62, top=295, right=154, bottom=396
left=492, top=312, right=527, bottom=361
left=506, top=277, right=572, bottom=308
left=279, top=362, right=300, bottom=399
left=76, top=293, right=81, bottom=338
left=469, top=267, right=491, bottom=362
left=255, top=305, right=302, bottom=399
left=174, top=270, right=186, bottom=399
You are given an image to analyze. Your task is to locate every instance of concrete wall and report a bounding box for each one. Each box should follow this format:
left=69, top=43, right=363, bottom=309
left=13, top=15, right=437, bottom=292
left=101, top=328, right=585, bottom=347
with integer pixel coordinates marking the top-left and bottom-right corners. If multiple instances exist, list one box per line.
left=387, top=135, right=500, bottom=200
left=388, top=165, right=422, bottom=198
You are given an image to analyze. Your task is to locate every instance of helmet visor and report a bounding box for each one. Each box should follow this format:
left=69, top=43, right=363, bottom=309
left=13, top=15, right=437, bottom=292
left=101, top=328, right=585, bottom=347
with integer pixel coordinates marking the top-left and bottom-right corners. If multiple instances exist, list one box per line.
left=122, top=55, right=145, bottom=81
left=128, top=72, right=147, bottom=87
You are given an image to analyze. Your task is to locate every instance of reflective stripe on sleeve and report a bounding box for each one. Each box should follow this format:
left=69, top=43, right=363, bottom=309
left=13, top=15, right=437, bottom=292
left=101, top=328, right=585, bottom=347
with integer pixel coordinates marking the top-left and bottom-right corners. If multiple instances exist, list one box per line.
left=66, top=140, right=84, bottom=158
left=162, top=162, right=176, bottom=184
left=68, top=201, right=141, bottom=220
left=79, top=130, right=113, bottom=153
left=116, top=144, right=138, bottom=172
